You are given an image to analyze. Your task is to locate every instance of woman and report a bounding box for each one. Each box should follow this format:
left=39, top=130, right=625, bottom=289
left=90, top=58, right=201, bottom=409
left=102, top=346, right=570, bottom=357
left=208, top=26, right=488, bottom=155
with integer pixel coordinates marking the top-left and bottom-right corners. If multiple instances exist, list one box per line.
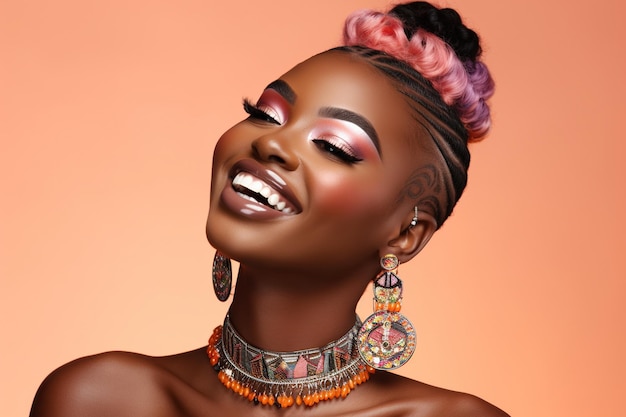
left=30, top=2, right=507, bottom=416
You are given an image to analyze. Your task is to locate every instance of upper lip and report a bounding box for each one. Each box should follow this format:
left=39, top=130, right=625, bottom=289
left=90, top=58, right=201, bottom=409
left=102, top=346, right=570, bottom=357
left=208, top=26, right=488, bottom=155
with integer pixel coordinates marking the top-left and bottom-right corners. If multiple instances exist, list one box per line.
left=228, top=159, right=303, bottom=213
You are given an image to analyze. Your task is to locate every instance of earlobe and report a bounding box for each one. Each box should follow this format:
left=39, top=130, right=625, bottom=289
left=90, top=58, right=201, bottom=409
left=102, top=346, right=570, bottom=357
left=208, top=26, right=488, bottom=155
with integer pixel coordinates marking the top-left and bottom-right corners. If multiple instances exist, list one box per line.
left=383, top=208, right=437, bottom=263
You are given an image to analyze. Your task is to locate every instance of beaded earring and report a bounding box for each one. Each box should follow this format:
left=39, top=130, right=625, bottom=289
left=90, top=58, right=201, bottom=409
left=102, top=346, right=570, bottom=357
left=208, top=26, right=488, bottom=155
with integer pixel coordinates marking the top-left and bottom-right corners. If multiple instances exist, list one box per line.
left=357, top=253, right=417, bottom=370
left=212, top=251, right=232, bottom=302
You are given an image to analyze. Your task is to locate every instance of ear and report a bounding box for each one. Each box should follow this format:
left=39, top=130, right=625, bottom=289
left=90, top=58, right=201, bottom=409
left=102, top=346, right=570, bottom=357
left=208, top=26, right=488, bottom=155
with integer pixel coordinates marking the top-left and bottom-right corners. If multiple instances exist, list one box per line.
left=381, top=211, right=437, bottom=264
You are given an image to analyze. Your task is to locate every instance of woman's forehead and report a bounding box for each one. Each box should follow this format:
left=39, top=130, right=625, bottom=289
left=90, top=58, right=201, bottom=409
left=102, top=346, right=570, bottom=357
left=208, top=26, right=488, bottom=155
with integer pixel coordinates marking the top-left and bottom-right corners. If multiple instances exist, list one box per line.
left=279, top=51, right=401, bottom=105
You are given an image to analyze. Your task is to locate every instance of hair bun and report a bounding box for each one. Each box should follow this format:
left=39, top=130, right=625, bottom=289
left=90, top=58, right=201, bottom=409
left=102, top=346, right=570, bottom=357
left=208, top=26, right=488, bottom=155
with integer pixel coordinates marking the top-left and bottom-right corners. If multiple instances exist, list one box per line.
left=342, top=2, right=495, bottom=140
left=390, top=2, right=481, bottom=62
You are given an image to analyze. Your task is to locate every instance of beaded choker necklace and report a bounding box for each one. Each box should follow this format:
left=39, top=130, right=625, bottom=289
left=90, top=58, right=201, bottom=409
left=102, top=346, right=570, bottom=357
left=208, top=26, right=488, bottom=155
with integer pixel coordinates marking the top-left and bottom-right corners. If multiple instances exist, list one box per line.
left=207, top=315, right=375, bottom=408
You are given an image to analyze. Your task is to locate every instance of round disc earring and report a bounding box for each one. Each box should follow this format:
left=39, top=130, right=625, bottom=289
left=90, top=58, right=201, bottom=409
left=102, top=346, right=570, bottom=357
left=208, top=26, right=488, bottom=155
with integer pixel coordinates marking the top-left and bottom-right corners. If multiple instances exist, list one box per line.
left=357, top=254, right=417, bottom=370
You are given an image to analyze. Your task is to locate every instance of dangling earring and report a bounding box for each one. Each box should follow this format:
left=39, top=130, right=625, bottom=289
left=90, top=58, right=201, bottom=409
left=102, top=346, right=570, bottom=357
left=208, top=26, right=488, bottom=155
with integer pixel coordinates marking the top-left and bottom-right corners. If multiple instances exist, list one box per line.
left=212, top=251, right=232, bottom=302
left=357, top=253, right=417, bottom=370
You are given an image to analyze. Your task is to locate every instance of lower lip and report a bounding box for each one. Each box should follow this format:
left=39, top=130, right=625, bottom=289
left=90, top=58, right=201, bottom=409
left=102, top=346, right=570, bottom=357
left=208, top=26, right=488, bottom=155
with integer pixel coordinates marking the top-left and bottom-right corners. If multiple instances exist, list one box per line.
left=220, top=183, right=291, bottom=220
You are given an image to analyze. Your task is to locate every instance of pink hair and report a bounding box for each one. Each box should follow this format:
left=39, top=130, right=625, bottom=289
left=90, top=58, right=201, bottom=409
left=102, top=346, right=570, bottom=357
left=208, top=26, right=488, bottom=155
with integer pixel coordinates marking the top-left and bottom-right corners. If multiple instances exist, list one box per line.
left=343, top=10, right=494, bottom=141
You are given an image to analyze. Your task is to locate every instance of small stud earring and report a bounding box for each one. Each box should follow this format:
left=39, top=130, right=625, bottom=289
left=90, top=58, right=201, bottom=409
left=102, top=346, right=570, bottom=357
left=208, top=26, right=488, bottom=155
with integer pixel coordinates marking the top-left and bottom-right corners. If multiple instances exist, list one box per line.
left=409, top=206, right=418, bottom=229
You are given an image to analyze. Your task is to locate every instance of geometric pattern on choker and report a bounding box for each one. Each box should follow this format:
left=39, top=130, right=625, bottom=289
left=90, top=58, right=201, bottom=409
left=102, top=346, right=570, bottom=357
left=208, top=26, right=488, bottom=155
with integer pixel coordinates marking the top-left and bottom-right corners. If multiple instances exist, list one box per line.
left=222, top=314, right=362, bottom=379
left=207, top=314, right=375, bottom=408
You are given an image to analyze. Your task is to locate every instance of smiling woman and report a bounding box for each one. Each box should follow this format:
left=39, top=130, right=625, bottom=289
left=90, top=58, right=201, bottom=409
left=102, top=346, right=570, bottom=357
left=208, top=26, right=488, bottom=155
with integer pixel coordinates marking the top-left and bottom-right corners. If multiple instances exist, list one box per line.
left=29, top=2, right=507, bottom=417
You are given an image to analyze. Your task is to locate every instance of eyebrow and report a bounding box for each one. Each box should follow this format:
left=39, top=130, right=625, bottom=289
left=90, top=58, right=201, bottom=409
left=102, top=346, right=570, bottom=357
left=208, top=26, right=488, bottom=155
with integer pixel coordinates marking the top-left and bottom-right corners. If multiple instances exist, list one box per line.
left=265, top=79, right=297, bottom=105
left=318, top=107, right=381, bottom=155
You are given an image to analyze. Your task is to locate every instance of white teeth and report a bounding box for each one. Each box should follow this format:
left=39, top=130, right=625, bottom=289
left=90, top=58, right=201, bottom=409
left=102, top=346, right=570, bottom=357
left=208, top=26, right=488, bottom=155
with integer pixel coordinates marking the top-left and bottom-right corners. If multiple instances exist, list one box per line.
left=250, top=180, right=263, bottom=193
left=267, top=194, right=279, bottom=206
left=242, top=174, right=253, bottom=187
left=232, top=172, right=294, bottom=213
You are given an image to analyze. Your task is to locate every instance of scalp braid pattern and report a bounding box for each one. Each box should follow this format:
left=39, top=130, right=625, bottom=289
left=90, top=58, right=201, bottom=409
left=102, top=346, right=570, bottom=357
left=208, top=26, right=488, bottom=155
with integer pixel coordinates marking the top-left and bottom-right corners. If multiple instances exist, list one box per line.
left=337, top=2, right=495, bottom=227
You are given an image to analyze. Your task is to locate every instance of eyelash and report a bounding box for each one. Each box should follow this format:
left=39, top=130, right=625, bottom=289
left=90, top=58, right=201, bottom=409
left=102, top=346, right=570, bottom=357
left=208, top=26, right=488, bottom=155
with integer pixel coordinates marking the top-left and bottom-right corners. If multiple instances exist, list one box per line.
left=312, top=139, right=363, bottom=164
left=243, top=99, right=280, bottom=125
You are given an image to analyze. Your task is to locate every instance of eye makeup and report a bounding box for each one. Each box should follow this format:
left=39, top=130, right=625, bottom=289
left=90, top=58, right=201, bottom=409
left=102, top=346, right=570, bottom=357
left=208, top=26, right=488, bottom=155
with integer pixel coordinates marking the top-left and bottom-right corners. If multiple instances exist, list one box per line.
left=318, top=107, right=381, bottom=157
left=253, top=88, right=290, bottom=125
left=309, top=119, right=380, bottom=163
left=243, top=99, right=281, bottom=125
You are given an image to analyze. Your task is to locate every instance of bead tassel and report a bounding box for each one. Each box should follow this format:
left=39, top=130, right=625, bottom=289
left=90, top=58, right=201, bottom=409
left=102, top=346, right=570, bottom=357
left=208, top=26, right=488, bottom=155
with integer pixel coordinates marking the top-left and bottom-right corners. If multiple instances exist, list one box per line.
left=207, top=325, right=375, bottom=408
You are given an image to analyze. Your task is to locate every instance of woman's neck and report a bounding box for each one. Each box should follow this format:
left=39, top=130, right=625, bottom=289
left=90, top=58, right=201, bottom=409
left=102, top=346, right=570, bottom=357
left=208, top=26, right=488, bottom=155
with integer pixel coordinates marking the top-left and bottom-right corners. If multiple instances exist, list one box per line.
left=227, top=263, right=375, bottom=352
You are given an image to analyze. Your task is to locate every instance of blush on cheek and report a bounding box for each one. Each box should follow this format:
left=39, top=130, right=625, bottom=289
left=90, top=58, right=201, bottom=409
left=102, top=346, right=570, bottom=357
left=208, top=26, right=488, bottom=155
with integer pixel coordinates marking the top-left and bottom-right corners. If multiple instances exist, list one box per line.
left=312, top=174, right=379, bottom=217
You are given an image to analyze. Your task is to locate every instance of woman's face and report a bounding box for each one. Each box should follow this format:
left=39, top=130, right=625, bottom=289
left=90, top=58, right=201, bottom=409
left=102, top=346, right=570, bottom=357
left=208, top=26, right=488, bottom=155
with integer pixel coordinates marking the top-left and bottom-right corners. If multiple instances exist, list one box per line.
left=206, top=51, right=430, bottom=275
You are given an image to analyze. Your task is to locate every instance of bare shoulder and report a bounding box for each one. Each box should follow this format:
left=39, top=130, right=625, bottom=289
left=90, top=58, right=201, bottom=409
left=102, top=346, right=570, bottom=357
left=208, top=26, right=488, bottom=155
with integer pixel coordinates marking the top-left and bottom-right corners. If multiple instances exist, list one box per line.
left=30, top=351, right=182, bottom=417
left=363, top=371, right=510, bottom=417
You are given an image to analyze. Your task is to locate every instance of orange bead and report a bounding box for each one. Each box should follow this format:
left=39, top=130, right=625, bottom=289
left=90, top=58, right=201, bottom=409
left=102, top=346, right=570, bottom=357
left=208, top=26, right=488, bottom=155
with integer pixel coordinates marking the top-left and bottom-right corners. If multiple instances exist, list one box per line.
left=243, top=387, right=250, bottom=397
left=260, top=394, right=268, bottom=405
left=286, top=396, right=294, bottom=407
left=280, top=396, right=291, bottom=408
left=247, top=392, right=255, bottom=402
left=268, top=395, right=275, bottom=406
left=328, top=388, right=336, bottom=399
left=341, top=386, right=349, bottom=398
left=296, top=395, right=303, bottom=406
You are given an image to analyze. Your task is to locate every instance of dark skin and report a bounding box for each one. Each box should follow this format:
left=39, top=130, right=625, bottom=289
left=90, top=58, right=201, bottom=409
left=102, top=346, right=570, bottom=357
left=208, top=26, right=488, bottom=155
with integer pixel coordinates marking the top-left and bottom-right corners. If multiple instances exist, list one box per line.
left=30, top=51, right=509, bottom=417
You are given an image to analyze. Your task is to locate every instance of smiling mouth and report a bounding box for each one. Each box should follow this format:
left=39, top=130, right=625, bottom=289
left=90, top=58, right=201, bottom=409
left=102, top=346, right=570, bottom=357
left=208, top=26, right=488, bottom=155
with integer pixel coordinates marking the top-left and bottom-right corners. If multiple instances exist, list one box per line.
left=232, top=172, right=295, bottom=214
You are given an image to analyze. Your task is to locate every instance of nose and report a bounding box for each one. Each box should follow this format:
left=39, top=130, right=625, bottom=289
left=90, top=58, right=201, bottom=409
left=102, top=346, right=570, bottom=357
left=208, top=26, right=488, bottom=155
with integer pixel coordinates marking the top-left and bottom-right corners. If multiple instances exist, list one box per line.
left=251, top=133, right=300, bottom=171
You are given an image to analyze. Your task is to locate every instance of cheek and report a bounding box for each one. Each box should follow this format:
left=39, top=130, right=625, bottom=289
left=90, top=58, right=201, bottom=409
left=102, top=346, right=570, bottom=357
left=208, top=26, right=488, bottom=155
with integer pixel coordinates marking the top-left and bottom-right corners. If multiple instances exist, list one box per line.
left=214, top=124, right=243, bottom=156
left=311, top=170, right=387, bottom=217
left=212, top=124, right=249, bottom=169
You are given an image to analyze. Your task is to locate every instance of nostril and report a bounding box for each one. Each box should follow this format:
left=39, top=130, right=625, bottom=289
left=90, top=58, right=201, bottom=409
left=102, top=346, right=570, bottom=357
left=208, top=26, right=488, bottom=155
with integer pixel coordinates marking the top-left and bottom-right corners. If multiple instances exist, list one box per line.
left=252, top=145, right=285, bottom=163
left=268, top=155, right=286, bottom=164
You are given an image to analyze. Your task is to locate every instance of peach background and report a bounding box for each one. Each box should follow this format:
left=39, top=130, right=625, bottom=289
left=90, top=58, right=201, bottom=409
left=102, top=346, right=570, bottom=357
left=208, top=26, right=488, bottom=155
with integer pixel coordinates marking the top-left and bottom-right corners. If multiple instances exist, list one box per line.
left=2, top=0, right=625, bottom=416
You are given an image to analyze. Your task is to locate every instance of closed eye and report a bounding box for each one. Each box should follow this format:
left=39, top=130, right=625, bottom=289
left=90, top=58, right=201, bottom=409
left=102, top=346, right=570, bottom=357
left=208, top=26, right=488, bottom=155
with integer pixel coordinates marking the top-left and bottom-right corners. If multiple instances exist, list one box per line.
left=312, top=139, right=363, bottom=164
left=243, top=99, right=281, bottom=125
